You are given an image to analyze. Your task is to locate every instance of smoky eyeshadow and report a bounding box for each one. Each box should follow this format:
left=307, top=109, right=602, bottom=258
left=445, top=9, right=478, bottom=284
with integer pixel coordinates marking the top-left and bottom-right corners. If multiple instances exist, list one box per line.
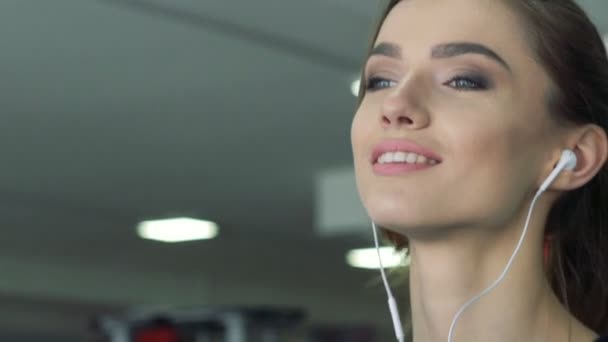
left=460, top=71, right=494, bottom=89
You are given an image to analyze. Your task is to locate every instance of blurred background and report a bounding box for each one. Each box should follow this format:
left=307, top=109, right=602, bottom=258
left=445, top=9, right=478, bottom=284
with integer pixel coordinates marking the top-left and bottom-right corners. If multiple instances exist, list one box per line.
left=0, top=0, right=607, bottom=341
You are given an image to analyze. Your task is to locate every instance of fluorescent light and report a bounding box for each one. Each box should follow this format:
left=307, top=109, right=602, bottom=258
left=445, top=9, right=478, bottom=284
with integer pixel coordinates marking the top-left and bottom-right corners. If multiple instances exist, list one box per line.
left=137, top=217, right=219, bottom=243
left=346, top=246, right=410, bottom=269
left=350, top=79, right=361, bottom=97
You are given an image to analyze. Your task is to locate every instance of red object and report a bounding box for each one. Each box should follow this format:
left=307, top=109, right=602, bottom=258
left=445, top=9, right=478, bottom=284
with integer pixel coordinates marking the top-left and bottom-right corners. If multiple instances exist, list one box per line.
left=135, top=326, right=179, bottom=342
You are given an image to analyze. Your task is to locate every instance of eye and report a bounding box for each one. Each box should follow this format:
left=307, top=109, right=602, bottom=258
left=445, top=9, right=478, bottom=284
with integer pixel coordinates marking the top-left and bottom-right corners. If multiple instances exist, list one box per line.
left=365, top=76, right=397, bottom=92
left=445, top=75, right=488, bottom=91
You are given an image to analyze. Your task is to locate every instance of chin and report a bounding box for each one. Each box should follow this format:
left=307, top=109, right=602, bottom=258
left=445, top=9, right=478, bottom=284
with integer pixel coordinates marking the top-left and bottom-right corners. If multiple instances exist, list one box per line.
left=365, top=200, right=428, bottom=233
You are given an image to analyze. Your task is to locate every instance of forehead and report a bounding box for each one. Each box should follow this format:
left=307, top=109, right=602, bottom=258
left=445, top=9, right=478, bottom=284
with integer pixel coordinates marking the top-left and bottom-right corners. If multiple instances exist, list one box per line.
left=377, top=0, right=527, bottom=57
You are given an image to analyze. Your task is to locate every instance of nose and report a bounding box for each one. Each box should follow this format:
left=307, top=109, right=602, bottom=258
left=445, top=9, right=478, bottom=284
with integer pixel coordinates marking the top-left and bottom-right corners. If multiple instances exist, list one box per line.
left=380, top=77, right=430, bottom=130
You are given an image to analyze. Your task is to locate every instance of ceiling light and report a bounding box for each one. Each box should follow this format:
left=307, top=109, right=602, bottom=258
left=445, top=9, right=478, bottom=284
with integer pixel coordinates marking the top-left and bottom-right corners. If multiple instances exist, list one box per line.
left=136, top=217, right=219, bottom=243
left=350, top=78, right=361, bottom=97
left=346, top=246, right=410, bottom=269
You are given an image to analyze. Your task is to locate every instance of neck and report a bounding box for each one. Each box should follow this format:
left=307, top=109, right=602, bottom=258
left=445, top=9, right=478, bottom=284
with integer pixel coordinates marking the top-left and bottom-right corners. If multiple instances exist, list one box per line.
left=406, top=205, right=572, bottom=342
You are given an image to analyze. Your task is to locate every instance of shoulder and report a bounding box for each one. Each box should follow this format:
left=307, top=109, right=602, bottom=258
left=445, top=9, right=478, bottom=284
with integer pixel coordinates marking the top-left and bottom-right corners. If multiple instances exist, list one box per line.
left=595, top=336, right=608, bottom=342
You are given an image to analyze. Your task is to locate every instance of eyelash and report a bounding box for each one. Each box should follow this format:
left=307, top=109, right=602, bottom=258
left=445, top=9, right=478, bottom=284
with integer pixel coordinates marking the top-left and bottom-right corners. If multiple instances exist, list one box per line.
left=364, top=75, right=488, bottom=92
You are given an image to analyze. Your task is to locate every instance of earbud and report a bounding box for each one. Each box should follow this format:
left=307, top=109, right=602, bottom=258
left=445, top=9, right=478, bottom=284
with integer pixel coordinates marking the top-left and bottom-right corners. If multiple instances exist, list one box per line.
left=539, top=149, right=577, bottom=192
left=562, top=149, right=578, bottom=170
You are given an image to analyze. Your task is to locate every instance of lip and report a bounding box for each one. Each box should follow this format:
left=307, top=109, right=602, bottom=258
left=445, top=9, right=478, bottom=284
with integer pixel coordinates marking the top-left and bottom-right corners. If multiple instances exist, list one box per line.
left=371, top=139, right=443, bottom=164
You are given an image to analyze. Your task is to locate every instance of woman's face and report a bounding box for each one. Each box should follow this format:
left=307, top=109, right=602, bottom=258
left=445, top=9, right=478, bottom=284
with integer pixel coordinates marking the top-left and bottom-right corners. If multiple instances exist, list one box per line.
left=351, top=0, right=560, bottom=238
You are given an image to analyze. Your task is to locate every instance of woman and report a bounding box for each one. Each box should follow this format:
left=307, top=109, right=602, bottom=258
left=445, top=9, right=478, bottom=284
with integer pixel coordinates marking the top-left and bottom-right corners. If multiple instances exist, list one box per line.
left=351, top=0, right=608, bottom=341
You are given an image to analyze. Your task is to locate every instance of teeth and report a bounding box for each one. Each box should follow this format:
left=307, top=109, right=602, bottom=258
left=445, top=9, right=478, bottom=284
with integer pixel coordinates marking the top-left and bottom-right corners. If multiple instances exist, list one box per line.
left=394, top=152, right=407, bottom=162
left=377, top=151, right=438, bottom=165
left=378, top=153, right=388, bottom=164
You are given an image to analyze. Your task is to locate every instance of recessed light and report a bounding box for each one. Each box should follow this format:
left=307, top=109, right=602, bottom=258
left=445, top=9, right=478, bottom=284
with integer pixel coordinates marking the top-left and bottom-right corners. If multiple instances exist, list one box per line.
left=136, top=217, right=219, bottom=243
left=351, top=78, right=361, bottom=97
left=346, top=246, right=410, bottom=269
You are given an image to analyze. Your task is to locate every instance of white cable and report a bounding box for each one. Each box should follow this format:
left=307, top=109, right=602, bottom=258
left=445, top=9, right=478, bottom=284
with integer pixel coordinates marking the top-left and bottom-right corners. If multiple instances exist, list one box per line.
left=372, top=222, right=405, bottom=342
left=447, top=188, right=544, bottom=342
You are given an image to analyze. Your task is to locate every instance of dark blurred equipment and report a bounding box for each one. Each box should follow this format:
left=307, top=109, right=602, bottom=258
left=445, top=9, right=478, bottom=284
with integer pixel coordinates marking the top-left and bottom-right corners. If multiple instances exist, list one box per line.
left=308, top=324, right=375, bottom=342
left=95, top=305, right=306, bottom=342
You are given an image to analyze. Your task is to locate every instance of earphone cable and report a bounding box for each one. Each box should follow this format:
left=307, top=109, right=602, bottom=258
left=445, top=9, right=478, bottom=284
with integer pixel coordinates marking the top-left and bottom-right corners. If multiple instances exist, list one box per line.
left=447, top=188, right=544, bottom=342
left=373, top=222, right=405, bottom=342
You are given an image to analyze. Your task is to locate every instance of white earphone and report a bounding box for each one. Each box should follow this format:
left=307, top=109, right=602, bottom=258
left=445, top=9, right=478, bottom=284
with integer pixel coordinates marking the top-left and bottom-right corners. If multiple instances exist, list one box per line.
left=540, top=149, right=578, bottom=191
left=372, top=149, right=577, bottom=342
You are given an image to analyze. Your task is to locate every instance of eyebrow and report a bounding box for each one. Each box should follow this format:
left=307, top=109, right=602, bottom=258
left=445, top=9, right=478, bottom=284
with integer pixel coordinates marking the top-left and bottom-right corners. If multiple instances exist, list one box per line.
left=369, top=41, right=512, bottom=72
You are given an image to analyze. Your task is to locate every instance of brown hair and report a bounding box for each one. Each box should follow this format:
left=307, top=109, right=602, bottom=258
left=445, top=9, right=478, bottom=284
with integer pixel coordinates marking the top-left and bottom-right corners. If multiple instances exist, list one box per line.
left=357, top=0, right=608, bottom=334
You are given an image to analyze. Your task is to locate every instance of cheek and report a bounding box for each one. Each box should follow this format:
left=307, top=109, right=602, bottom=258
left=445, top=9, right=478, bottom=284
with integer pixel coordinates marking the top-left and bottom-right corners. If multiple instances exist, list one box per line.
left=444, top=118, right=538, bottom=226
left=351, top=103, right=379, bottom=208
left=350, top=110, right=361, bottom=152
left=351, top=104, right=373, bottom=159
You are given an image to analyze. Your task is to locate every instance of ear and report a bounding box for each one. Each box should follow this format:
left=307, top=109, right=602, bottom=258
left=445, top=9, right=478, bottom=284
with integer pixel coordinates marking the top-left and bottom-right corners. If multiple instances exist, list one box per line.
left=549, top=124, right=608, bottom=191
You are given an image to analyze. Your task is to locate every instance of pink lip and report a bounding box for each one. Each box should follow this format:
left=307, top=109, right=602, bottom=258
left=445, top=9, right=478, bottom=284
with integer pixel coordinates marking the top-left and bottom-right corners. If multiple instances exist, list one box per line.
left=371, top=139, right=442, bottom=175
left=371, top=139, right=442, bottom=163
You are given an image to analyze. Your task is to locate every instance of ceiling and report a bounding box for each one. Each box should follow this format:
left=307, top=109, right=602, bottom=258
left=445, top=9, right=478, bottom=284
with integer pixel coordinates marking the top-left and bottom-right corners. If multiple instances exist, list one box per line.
left=0, top=0, right=606, bottom=340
